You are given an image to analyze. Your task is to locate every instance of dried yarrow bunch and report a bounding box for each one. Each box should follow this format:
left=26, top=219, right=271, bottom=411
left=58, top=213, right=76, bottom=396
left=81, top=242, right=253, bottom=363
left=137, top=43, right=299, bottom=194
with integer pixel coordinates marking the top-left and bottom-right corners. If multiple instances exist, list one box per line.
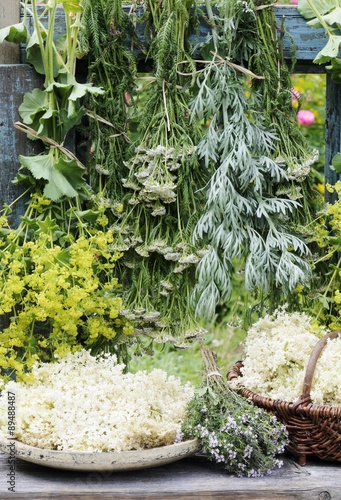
left=180, top=348, right=288, bottom=477
left=107, top=0, right=209, bottom=347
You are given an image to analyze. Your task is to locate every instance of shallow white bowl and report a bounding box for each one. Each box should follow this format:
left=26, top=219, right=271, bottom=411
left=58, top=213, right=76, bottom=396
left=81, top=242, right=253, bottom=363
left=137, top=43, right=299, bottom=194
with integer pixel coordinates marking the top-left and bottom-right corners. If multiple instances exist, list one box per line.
left=0, top=438, right=201, bottom=471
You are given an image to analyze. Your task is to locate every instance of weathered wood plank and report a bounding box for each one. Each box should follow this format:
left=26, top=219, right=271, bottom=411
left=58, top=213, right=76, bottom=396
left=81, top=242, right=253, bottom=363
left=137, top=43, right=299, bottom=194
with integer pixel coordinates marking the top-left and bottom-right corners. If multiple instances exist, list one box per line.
left=0, top=64, right=43, bottom=225
left=0, top=0, right=20, bottom=64
left=19, top=5, right=326, bottom=66
left=275, top=6, right=326, bottom=68
left=0, top=452, right=340, bottom=499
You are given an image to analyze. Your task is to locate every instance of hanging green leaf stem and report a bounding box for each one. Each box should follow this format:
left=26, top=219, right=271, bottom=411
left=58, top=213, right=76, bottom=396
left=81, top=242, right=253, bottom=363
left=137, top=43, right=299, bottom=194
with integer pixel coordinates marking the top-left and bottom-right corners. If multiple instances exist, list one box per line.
left=0, top=0, right=135, bottom=384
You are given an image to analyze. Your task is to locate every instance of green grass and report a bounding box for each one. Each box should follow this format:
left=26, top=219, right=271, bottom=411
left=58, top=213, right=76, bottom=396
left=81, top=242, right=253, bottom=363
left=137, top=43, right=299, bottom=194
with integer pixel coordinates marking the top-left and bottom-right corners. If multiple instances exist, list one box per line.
left=128, top=267, right=256, bottom=387
left=129, top=307, right=248, bottom=387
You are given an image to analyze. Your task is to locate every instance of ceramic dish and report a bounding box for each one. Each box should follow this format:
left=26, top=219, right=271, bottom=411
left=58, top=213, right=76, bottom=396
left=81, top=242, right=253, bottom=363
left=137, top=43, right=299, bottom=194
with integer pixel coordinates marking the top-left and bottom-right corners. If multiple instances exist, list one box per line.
left=0, top=438, right=201, bottom=471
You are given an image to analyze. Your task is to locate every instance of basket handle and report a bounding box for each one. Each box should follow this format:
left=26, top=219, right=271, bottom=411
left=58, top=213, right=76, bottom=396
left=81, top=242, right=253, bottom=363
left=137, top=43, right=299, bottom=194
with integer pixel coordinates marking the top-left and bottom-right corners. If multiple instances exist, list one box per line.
left=298, top=330, right=341, bottom=404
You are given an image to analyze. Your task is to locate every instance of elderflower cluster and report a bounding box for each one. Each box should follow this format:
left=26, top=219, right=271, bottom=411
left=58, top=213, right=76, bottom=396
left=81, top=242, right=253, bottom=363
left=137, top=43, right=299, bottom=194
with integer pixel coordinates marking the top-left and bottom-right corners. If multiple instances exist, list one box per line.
left=232, top=307, right=341, bottom=406
left=0, top=350, right=195, bottom=452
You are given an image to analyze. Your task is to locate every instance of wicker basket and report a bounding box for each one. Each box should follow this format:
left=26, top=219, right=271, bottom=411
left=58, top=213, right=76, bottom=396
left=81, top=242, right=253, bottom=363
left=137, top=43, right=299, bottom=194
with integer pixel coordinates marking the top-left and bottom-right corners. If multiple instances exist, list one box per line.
left=227, top=331, right=341, bottom=466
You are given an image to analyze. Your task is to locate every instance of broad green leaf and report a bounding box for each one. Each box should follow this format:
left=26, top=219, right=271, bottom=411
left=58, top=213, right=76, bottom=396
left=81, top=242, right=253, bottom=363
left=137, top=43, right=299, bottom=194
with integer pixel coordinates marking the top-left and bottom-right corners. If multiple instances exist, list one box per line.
left=298, top=0, right=335, bottom=20
left=332, top=152, right=341, bottom=172
left=314, top=35, right=341, bottom=63
left=307, top=6, right=341, bottom=27
left=26, top=30, right=46, bottom=75
left=0, top=23, right=28, bottom=44
left=12, top=170, right=36, bottom=188
left=318, top=294, right=330, bottom=309
left=54, top=156, right=86, bottom=189
left=70, top=210, right=101, bottom=222
left=328, top=236, right=341, bottom=244
left=19, top=89, right=47, bottom=125
left=45, top=81, right=74, bottom=97
left=59, top=106, right=85, bottom=138
left=69, top=81, right=105, bottom=101
left=37, top=108, right=60, bottom=137
left=61, top=0, right=83, bottom=13
left=306, top=7, right=341, bottom=29
left=26, top=30, right=61, bottom=77
left=37, top=216, right=60, bottom=235
left=56, top=248, right=71, bottom=265
left=18, top=154, right=85, bottom=201
left=19, top=154, right=54, bottom=180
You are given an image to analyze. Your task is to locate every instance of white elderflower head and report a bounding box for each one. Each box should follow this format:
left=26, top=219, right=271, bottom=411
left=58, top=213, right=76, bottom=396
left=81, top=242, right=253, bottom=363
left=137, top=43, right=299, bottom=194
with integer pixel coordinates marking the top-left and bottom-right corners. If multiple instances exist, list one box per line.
left=232, top=307, right=341, bottom=405
left=0, top=350, right=194, bottom=452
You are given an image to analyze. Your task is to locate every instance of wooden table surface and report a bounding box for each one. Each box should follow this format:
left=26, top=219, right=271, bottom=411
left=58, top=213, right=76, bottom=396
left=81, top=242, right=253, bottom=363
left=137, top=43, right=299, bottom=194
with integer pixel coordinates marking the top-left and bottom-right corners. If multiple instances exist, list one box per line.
left=0, top=450, right=340, bottom=500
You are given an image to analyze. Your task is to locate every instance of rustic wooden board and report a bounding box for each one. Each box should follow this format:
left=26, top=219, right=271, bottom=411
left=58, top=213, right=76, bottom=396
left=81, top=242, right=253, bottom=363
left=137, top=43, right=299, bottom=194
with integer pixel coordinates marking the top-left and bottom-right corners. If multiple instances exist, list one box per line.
left=0, top=451, right=340, bottom=499
left=19, top=5, right=326, bottom=66
left=0, top=1, right=20, bottom=64
left=275, top=6, right=327, bottom=68
left=0, top=64, right=43, bottom=225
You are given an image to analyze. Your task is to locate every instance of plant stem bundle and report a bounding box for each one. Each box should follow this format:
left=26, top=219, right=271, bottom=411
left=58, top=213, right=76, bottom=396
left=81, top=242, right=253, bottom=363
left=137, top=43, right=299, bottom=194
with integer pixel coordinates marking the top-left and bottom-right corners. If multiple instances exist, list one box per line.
left=181, top=348, right=288, bottom=477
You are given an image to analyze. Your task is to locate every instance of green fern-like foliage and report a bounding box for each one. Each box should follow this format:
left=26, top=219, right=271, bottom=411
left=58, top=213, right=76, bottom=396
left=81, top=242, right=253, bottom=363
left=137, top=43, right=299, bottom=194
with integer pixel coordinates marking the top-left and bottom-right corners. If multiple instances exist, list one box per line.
left=81, top=0, right=137, bottom=201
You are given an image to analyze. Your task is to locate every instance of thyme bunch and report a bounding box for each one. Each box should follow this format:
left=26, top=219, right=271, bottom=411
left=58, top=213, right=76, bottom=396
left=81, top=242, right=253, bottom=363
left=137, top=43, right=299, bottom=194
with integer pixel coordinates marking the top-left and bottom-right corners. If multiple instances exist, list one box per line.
left=191, top=0, right=311, bottom=320
left=181, top=348, right=288, bottom=477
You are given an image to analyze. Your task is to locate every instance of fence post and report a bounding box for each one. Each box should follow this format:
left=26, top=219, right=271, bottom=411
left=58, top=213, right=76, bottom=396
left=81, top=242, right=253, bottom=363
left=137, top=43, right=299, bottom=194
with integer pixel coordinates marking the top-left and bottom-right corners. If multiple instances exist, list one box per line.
left=0, top=0, right=20, bottom=64
left=325, top=74, right=341, bottom=203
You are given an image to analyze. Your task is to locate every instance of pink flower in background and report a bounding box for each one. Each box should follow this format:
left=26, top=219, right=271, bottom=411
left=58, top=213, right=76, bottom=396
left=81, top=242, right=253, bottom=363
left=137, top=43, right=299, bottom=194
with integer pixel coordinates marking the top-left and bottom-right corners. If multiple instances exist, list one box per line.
left=290, top=0, right=298, bottom=4
left=297, top=109, right=315, bottom=125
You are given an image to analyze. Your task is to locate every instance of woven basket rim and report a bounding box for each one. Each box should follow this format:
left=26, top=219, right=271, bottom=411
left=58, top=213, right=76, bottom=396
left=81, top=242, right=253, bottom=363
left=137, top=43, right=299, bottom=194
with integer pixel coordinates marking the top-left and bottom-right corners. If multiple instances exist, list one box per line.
left=227, top=360, right=341, bottom=418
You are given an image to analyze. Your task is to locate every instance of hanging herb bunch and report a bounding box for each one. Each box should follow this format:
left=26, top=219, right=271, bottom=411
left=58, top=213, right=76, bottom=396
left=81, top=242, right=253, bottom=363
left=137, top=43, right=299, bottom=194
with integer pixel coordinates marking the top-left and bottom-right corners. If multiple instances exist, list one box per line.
left=93, top=0, right=210, bottom=347
left=80, top=0, right=138, bottom=203
left=190, top=0, right=312, bottom=321
left=251, top=0, right=319, bottom=217
left=0, top=0, right=135, bottom=384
